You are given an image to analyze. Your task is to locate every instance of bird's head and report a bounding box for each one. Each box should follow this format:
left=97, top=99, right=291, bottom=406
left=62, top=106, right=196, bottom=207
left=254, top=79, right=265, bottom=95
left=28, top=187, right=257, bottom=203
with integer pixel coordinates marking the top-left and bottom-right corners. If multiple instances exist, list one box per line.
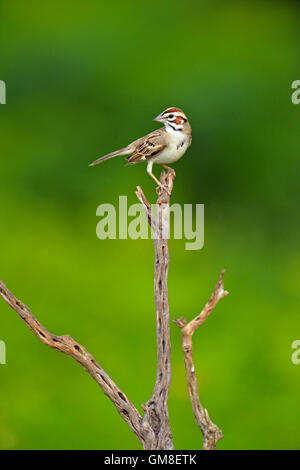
left=153, top=107, right=190, bottom=132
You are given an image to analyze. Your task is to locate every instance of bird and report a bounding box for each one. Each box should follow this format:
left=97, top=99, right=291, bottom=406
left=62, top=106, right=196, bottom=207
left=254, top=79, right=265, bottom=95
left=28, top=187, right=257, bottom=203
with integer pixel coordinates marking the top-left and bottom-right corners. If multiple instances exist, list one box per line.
left=89, top=107, right=192, bottom=192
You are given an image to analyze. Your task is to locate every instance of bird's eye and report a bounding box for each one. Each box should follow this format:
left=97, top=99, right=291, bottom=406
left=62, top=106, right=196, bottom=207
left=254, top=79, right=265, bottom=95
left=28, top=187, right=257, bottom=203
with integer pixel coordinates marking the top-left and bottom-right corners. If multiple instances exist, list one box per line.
left=168, top=114, right=174, bottom=119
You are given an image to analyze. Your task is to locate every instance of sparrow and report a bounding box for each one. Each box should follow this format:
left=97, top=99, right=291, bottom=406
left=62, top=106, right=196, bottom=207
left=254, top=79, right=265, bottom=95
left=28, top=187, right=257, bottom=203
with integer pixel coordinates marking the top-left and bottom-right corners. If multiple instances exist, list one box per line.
left=89, top=107, right=192, bottom=191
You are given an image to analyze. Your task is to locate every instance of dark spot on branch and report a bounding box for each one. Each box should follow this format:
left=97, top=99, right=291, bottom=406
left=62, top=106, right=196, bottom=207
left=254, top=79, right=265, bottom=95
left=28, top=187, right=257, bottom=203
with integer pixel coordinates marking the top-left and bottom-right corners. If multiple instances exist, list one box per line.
left=91, top=359, right=101, bottom=369
left=74, top=344, right=84, bottom=354
left=100, top=374, right=110, bottom=387
left=158, top=317, right=161, bottom=334
left=118, top=391, right=127, bottom=402
left=39, top=331, right=46, bottom=338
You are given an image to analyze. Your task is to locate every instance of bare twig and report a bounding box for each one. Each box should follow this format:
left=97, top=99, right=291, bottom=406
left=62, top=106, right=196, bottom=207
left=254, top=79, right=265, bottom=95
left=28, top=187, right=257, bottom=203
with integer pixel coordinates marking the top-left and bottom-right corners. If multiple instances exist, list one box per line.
left=136, top=170, right=175, bottom=450
left=0, top=281, right=155, bottom=448
left=174, top=270, right=228, bottom=449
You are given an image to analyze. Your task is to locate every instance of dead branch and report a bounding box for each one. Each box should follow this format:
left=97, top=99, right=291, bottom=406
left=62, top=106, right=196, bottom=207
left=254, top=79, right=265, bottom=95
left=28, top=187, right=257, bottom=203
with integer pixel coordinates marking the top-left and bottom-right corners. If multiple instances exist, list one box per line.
left=0, top=281, right=155, bottom=448
left=0, top=168, right=227, bottom=451
left=0, top=169, right=175, bottom=451
left=136, top=170, right=175, bottom=450
left=174, top=269, right=228, bottom=449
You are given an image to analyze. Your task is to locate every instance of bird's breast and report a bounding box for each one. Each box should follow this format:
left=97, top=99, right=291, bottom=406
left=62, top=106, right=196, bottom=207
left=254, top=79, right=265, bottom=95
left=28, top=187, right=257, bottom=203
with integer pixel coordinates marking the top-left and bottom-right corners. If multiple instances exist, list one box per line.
left=151, top=137, right=189, bottom=164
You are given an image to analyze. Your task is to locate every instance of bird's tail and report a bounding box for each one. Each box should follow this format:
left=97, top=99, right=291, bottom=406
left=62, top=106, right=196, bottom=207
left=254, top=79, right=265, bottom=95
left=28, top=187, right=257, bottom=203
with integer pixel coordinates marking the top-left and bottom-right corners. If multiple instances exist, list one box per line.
left=89, top=147, right=131, bottom=167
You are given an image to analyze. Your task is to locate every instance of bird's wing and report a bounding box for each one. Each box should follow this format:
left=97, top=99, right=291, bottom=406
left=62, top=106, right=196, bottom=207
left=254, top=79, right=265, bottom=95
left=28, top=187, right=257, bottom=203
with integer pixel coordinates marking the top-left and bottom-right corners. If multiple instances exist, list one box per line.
left=126, top=129, right=167, bottom=165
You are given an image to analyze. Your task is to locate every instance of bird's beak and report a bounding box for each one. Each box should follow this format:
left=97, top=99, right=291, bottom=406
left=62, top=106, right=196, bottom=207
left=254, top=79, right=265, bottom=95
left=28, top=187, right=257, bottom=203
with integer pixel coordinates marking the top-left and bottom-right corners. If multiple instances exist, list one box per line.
left=153, top=113, right=164, bottom=123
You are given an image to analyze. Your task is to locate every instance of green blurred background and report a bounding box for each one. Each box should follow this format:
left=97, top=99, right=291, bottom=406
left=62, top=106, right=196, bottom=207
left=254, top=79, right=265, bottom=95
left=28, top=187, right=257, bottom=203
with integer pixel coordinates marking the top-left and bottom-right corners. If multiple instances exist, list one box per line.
left=0, top=0, right=300, bottom=450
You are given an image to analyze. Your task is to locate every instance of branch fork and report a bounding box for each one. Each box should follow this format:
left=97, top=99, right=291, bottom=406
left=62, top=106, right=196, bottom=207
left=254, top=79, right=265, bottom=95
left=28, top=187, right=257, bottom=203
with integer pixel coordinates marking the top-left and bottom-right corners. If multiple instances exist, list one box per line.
left=174, top=269, right=228, bottom=449
left=0, top=169, right=228, bottom=450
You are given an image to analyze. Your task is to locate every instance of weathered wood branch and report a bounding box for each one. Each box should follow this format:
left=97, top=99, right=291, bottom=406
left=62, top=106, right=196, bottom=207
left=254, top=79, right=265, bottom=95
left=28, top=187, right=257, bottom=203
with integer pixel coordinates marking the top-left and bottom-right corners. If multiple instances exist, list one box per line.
left=0, top=170, right=175, bottom=450
left=0, top=281, right=154, bottom=448
left=0, top=168, right=226, bottom=451
left=136, top=170, right=175, bottom=450
left=174, top=270, right=228, bottom=449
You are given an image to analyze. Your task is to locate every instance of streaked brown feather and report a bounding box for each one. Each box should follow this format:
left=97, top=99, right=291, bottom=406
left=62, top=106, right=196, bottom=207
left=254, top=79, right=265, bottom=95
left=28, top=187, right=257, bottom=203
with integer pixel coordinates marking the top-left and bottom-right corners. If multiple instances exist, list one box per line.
left=126, top=128, right=167, bottom=165
left=163, top=107, right=184, bottom=114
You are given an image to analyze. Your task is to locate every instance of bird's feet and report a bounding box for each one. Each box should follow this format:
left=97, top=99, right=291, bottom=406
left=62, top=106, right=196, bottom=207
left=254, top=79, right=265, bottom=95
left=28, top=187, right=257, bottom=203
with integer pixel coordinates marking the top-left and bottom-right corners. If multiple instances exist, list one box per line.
left=160, top=164, right=176, bottom=178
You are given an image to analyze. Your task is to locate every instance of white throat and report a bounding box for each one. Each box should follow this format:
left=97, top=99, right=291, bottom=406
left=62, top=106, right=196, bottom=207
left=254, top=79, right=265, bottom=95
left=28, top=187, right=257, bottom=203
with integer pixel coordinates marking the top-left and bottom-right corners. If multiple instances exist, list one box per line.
left=165, top=124, right=183, bottom=134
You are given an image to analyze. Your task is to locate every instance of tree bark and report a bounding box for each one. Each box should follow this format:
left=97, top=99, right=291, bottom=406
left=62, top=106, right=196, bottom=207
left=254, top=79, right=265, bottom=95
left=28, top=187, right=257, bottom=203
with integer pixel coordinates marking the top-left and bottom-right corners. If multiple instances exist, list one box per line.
left=0, top=169, right=227, bottom=450
left=174, top=270, right=228, bottom=449
left=136, top=170, right=175, bottom=450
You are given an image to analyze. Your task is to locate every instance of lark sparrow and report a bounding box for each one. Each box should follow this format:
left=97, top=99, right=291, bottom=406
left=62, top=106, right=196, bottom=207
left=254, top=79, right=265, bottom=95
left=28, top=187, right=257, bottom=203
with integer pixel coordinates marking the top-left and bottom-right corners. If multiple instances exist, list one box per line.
left=89, top=107, right=192, bottom=191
